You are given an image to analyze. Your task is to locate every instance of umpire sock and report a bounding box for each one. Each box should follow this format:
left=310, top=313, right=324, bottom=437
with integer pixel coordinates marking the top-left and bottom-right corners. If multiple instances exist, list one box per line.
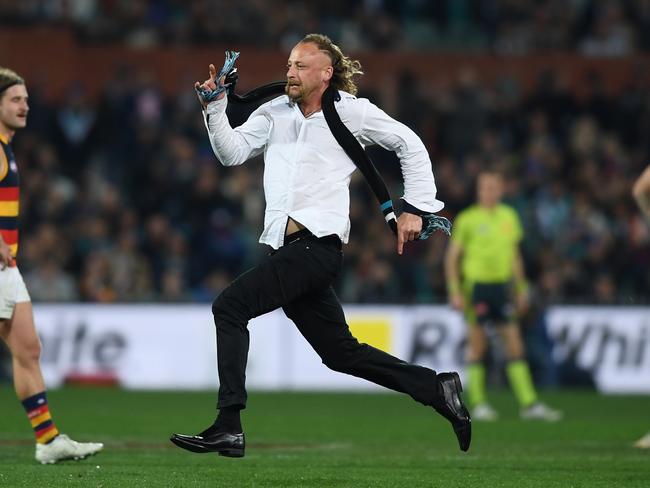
left=467, top=362, right=487, bottom=407
left=506, top=359, right=538, bottom=408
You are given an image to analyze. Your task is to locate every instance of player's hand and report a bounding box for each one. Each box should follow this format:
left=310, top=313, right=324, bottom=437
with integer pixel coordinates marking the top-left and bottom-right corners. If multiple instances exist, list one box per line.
left=396, top=212, right=422, bottom=255
left=450, top=293, right=464, bottom=311
left=194, top=64, right=226, bottom=109
left=0, top=240, right=12, bottom=270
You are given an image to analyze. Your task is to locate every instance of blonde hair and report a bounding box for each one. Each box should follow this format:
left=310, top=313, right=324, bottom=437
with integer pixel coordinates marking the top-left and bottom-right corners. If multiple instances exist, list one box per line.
left=300, top=33, right=363, bottom=96
left=0, top=67, right=24, bottom=97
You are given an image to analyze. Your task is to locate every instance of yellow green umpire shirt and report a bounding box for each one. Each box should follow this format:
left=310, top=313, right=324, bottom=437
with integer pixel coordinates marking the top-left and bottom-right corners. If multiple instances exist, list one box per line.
left=451, top=203, right=523, bottom=285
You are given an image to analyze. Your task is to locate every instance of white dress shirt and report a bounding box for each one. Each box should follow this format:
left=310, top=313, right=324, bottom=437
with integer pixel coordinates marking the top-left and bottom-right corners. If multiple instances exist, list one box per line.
left=203, top=90, right=444, bottom=249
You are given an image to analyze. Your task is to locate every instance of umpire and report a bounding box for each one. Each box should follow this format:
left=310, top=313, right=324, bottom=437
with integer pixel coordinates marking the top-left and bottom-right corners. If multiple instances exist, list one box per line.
left=445, top=170, right=561, bottom=422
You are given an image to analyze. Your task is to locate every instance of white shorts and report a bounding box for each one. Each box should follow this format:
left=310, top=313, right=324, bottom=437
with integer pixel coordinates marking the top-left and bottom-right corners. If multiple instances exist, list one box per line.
left=0, top=266, right=31, bottom=320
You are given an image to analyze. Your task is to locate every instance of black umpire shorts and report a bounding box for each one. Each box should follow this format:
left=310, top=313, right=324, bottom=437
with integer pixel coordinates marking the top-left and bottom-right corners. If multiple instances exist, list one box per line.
left=469, top=282, right=513, bottom=326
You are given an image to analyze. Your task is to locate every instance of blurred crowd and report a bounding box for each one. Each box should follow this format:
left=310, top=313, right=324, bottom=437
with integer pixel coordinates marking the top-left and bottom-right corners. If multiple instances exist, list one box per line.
left=7, top=55, right=650, bottom=305
left=2, top=0, right=650, bottom=55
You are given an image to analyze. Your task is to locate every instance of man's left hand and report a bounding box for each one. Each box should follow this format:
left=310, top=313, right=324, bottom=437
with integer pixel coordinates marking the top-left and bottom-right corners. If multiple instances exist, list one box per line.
left=515, top=289, right=530, bottom=315
left=396, top=212, right=422, bottom=255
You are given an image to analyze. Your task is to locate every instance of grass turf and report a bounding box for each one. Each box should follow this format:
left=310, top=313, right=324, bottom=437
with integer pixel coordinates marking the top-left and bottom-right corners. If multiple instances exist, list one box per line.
left=0, top=387, right=649, bottom=487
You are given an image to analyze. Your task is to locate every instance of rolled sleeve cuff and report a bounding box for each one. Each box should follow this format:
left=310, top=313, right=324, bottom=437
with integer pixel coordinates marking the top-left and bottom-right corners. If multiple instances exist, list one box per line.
left=401, top=198, right=443, bottom=215
left=203, top=97, right=228, bottom=124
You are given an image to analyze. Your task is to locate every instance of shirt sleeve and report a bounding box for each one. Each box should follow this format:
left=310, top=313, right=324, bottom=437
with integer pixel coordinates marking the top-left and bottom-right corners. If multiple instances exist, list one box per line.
left=356, top=99, right=444, bottom=213
left=203, top=96, right=272, bottom=166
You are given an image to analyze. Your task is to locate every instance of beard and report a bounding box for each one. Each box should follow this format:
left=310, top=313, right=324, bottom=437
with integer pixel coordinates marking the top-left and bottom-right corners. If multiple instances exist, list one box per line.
left=285, top=82, right=303, bottom=103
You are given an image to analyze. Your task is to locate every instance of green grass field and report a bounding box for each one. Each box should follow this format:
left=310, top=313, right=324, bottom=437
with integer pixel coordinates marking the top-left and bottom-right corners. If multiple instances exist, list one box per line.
left=0, top=387, right=648, bottom=487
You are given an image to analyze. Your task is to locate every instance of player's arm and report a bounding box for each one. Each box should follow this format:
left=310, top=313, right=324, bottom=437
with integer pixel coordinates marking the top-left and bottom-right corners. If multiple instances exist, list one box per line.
left=632, top=166, right=650, bottom=220
left=512, top=247, right=529, bottom=315
left=0, top=146, right=12, bottom=268
left=444, top=240, right=464, bottom=311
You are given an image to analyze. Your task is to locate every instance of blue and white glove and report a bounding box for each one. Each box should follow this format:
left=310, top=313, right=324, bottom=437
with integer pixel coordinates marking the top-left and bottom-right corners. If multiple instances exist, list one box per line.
left=418, top=214, right=452, bottom=240
left=195, top=50, right=240, bottom=104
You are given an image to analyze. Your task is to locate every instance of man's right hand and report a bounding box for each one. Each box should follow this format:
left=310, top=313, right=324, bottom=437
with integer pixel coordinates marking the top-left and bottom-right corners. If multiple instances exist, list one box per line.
left=195, top=64, right=226, bottom=109
left=0, top=240, right=12, bottom=270
left=450, top=293, right=464, bottom=311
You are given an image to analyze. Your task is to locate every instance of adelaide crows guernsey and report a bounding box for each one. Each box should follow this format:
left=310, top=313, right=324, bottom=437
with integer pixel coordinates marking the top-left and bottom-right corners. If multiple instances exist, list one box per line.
left=0, top=134, right=19, bottom=258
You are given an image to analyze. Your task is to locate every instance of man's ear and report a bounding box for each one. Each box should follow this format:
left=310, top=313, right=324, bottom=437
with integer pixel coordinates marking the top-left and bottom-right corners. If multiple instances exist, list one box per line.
left=323, top=66, right=333, bottom=82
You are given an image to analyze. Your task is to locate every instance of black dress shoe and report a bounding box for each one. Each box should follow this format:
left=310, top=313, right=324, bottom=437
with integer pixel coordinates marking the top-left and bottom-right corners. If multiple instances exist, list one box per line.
left=170, top=430, right=245, bottom=458
left=433, top=372, right=472, bottom=452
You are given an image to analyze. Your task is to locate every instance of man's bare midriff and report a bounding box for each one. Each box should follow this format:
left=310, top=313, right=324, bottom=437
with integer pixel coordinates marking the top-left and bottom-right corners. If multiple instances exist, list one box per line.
left=285, top=217, right=305, bottom=236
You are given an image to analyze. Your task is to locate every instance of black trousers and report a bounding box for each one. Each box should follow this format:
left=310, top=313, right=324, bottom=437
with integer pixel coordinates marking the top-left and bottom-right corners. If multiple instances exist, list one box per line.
left=211, top=231, right=440, bottom=410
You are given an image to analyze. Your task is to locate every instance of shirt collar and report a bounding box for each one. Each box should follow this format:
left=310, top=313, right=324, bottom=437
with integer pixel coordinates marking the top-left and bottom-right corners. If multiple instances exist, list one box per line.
left=0, top=132, right=9, bottom=145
